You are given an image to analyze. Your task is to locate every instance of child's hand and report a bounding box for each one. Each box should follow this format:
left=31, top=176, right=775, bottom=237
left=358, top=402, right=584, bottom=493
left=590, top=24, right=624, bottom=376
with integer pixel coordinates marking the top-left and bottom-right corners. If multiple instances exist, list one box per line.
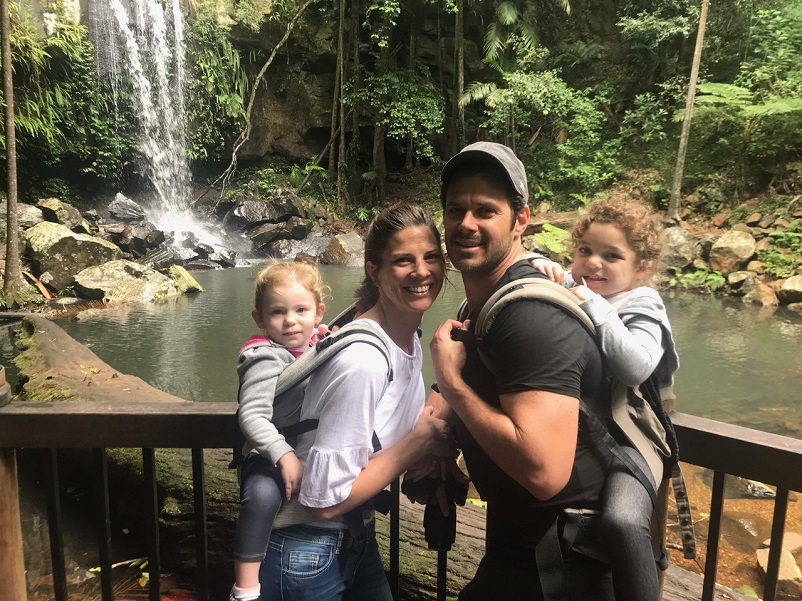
left=569, top=285, right=596, bottom=302
left=277, top=452, right=304, bottom=500
left=529, top=257, right=566, bottom=284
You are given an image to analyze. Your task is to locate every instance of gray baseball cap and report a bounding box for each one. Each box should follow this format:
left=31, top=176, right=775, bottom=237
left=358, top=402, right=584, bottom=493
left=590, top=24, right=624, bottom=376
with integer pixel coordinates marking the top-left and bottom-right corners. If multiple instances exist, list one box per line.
left=440, top=141, right=529, bottom=207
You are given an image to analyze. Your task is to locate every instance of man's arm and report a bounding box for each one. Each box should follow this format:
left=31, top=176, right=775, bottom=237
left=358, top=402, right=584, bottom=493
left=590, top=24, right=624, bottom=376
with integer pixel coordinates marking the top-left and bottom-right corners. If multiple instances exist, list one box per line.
left=430, top=319, right=578, bottom=501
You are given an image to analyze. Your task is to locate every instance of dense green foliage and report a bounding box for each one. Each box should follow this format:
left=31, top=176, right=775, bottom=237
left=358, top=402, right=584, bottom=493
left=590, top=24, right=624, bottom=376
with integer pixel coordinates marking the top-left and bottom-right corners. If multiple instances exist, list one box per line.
left=1, top=0, right=801, bottom=210
left=0, top=5, right=136, bottom=199
left=184, top=16, right=248, bottom=161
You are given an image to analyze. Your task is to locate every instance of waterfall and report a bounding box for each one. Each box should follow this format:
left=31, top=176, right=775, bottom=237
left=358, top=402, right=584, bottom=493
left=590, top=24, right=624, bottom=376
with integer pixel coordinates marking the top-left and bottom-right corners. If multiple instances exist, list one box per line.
left=89, top=0, right=218, bottom=243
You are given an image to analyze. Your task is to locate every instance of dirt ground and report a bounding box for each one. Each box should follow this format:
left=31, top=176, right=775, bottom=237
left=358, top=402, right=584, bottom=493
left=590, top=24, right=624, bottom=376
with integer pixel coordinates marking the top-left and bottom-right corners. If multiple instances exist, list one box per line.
left=665, top=463, right=802, bottom=599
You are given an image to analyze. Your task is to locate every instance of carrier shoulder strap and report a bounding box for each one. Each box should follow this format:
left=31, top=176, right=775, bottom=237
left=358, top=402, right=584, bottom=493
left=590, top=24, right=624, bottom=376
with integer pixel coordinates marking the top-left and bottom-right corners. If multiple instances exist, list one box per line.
left=274, top=321, right=394, bottom=398
left=471, top=277, right=596, bottom=339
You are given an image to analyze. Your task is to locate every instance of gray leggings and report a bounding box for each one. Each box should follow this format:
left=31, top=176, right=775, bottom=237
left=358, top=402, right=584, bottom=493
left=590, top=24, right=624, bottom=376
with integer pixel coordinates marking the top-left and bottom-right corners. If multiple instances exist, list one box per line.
left=599, top=445, right=659, bottom=601
left=233, top=454, right=284, bottom=562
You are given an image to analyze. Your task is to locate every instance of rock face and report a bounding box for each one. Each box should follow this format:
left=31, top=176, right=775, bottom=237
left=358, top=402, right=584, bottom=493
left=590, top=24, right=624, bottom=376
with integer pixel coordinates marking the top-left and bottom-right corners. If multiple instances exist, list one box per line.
left=74, top=259, right=182, bottom=302
left=709, top=231, right=757, bottom=276
left=25, top=222, right=122, bottom=291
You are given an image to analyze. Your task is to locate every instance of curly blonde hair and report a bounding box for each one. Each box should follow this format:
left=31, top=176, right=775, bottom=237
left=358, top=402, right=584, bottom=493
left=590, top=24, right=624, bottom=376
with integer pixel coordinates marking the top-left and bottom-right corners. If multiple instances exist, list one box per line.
left=572, top=194, right=663, bottom=267
left=253, top=261, right=328, bottom=309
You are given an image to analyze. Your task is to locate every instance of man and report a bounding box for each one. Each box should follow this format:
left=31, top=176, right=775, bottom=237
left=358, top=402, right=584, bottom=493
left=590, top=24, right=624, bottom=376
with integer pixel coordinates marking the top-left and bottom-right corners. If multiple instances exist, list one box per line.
left=430, top=142, right=615, bottom=600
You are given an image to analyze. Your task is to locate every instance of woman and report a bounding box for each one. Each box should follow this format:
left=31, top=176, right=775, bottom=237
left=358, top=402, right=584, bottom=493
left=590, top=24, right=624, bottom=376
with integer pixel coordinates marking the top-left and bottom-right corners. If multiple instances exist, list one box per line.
left=259, top=202, right=455, bottom=601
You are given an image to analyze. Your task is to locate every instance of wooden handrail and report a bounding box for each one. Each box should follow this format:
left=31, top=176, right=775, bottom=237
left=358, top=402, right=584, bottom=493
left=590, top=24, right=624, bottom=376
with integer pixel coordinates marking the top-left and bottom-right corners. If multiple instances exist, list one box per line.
left=2, top=402, right=801, bottom=492
left=2, top=401, right=802, bottom=601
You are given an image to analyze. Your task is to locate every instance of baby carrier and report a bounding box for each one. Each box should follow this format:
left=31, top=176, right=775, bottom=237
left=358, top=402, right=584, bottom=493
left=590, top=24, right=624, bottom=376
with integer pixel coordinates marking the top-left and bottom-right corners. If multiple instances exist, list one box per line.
left=456, top=275, right=696, bottom=599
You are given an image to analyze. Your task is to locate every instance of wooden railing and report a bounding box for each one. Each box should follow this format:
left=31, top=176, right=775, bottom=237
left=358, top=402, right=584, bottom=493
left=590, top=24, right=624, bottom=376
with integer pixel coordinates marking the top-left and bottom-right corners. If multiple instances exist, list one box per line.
left=1, top=400, right=802, bottom=601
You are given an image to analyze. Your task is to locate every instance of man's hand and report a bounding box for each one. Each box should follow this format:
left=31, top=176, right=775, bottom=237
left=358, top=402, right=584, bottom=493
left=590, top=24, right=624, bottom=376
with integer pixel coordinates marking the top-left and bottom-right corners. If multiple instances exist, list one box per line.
left=430, top=319, right=469, bottom=397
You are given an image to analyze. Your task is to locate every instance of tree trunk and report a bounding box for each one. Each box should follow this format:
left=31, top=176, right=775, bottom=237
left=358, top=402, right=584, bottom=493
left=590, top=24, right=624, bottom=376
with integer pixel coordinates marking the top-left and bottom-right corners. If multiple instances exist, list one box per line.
left=331, top=0, right=346, bottom=208
left=668, top=0, right=709, bottom=221
left=404, top=26, right=417, bottom=172
left=454, top=0, right=465, bottom=151
left=2, top=0, right=25, bottom=298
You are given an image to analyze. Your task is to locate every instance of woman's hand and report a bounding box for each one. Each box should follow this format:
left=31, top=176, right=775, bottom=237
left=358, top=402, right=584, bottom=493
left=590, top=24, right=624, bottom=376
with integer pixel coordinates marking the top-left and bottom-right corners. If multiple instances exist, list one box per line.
left=277, top=452, right=304, bottom=500
left=430, top=319, right=469, bottom=394
left=412, top=406, right=457, bottom=458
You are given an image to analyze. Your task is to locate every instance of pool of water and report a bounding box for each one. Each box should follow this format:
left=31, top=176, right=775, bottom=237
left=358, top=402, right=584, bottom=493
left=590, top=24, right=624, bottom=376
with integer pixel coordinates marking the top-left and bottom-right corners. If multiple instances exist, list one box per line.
left=5, top=263, right=802, bottom=438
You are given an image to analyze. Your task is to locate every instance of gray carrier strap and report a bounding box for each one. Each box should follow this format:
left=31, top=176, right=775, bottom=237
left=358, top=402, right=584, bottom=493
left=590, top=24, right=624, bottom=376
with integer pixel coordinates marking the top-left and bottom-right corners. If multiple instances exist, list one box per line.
left=469, top=277, right=596, bottom=338
left=274, top=322, right=393, bottom=398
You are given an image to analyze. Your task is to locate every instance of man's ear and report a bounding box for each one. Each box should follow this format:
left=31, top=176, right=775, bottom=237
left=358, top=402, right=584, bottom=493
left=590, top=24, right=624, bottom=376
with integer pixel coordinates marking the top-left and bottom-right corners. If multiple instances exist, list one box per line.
left=252, top=308, right=265, bottom=330
left=513, top=205, right=530, bottom=238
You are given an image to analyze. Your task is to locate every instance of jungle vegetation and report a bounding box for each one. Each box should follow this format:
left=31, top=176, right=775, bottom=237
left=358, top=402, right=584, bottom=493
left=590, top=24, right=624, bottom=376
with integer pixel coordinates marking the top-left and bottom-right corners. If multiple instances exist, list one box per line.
left=1, top=0, right=801, bottom=215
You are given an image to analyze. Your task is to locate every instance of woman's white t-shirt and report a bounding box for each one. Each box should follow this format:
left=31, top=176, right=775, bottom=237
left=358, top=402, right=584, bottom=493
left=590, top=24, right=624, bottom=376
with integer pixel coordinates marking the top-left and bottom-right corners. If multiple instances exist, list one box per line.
left=273, top=318, right=425, bottom=529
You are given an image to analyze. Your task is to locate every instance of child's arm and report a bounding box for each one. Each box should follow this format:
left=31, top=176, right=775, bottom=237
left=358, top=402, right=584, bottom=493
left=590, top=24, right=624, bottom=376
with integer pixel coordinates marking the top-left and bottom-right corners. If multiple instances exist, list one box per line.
left=577, top=291, right=667, bottom=386
left=237, top=344, right=294, bottom=465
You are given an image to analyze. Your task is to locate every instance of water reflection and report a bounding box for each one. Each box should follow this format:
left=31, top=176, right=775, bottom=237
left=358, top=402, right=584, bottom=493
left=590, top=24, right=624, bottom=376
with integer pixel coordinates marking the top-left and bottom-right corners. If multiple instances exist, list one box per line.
left=20, top=264, right=800, bottom=439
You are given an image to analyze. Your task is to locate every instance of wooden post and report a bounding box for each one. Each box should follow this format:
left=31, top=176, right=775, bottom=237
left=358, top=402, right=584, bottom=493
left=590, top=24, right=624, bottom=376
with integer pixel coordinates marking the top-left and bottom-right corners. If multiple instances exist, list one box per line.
left=0, top=448, right=27, bottom=601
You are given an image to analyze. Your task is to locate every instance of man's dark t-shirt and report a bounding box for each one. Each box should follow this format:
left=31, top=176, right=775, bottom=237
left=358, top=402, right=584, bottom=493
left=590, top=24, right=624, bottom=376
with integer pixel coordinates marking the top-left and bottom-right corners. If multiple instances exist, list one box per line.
left=454, top=261, right=612, bottom=563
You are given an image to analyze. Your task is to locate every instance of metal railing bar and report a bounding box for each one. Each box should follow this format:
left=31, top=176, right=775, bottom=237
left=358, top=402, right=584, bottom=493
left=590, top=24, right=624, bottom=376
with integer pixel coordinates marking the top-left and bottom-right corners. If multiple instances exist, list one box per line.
left=389, top=478, right=400, bottom=600
left=45, top=448, right=68, bottom=601
left=762, top=487, right=789, bottom=601
left=701, top=470, right=726, bottom=601
left=92, top=448, right=113, bottom=601
left=436, top=550, right=447, bottom=601
left=191, top=448, right=210, bottom=601
left=142, top=449, right=161, bottom=601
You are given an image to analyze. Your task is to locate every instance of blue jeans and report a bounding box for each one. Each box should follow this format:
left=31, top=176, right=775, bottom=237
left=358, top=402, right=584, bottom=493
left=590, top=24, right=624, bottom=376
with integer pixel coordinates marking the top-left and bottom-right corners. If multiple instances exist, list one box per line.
left=258, top=523, right=393, bottom=601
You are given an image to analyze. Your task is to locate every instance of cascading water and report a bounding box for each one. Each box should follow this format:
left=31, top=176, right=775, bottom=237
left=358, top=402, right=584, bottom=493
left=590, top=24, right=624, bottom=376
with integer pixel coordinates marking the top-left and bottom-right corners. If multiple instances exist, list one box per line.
left=88, top=0, right=225, bottom=247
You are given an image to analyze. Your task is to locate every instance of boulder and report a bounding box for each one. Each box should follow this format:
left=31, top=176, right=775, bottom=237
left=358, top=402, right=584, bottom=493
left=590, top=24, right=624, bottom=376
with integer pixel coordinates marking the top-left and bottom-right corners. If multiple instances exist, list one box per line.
left=250, top=217, right=314, bottom=250
left=168, top=265, right=203, bottom=293
left=223, top=189, right=304, bottom=231
left=323, top=232, right=365, bottom=267
left=140, top=244, right=197, bottom=270
left=36, top=198, right=91, bottom=232
left=108, top=193, right=147, bottom=223
left=755, top=549, right=802, bottom=598
left=744, top=212, right=762, bottom=226
left=267, top=232, right=334, bottom=261
left=758, top=214, right=776, bottom=229
left=743, top=283, right=779, bottom=307
left=761, top=532, right=802, bottom=555
left=25, top=222, right=122, bottom=291
left=0, top=201, right=44, bottom=231
left=727, top=271, right=757, bottom=296
left=662, top=227, right=697, bottom=270
left=709, top=231, right=757, bottom=276
left=74, top=259, right=181, bottom=302
left=777, top=275, right=802, bottom=305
